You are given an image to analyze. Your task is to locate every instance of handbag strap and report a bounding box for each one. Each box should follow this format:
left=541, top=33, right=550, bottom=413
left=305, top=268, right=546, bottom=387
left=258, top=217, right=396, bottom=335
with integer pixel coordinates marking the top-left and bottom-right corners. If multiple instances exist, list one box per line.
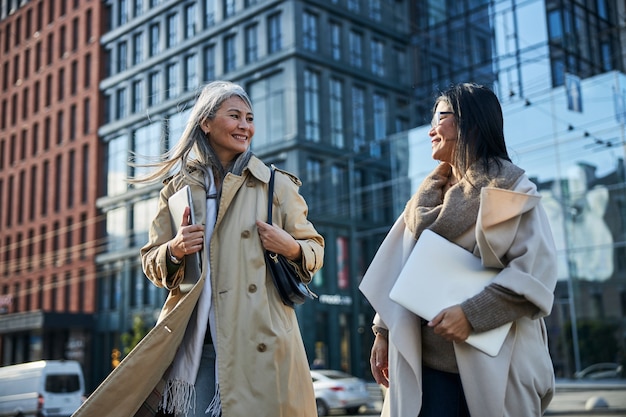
left=267, top=165, right=276, bottom=226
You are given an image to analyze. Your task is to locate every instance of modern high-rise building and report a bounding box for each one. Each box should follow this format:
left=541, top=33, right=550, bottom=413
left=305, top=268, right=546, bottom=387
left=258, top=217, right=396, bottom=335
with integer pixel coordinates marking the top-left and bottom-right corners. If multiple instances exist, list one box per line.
left=0, top=0, right=104, bottom=389
left=93, top=0, right=413, bottom=390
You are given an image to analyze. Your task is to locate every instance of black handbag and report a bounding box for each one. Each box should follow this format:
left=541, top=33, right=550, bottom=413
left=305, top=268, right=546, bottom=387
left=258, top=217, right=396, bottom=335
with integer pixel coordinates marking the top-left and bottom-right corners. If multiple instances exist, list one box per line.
left=264, top=165, right=316, bottom=308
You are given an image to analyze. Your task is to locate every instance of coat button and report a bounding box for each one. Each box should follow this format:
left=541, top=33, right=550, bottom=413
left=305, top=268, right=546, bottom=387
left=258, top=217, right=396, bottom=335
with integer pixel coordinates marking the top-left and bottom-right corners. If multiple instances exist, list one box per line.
left=241, top=230, right=251, bottom=238
left=246, top=180, right=255, bottom=187
left=257, top=343, right=267, bottom=352
left=248, top=284, right=257, bottom=293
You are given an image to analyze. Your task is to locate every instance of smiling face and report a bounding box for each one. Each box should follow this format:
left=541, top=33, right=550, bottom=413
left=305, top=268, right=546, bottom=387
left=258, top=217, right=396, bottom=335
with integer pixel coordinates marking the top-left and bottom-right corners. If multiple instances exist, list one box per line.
left=201, top=96, right=255, bottom=165
left=428, top=101, right=457, bottom=164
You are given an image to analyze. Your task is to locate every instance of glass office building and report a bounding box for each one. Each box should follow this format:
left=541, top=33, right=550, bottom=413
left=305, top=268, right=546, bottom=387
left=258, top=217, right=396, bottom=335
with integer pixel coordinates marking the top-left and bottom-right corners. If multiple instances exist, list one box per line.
left=403, top=0, right=626, bottom=376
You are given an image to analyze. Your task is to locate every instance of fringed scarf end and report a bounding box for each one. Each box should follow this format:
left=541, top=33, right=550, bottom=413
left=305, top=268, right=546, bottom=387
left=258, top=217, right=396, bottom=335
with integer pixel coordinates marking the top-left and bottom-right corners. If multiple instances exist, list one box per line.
left=160, top=379, right=196, bottom=415
left=205, top=383, right=221, bottom=416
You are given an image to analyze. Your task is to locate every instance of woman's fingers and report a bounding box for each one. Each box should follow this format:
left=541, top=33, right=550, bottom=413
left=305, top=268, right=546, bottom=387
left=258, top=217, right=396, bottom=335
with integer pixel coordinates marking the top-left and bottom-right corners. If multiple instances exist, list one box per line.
left=170, top=224, right=205, bottom=258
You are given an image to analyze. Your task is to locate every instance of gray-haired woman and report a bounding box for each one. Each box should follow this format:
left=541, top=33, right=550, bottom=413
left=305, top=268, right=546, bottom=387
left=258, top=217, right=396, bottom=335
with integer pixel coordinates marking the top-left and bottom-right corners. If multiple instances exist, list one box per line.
left=72, top=81, right=324, bottom=417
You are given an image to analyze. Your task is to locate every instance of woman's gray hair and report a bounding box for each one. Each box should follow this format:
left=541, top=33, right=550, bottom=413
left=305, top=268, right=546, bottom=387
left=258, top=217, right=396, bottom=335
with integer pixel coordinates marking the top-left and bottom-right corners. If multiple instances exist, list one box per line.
left=130, top=80, right=253, bottom=188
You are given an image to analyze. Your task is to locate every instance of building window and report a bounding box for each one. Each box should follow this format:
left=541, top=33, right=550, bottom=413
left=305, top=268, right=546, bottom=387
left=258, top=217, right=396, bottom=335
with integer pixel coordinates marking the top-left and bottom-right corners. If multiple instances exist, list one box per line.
left=303, top=12, right=318, bottom=52
left=305, top=158, right=322, bottom=213
left=133, top=122, right=162, bottom=179
left=369, top=0, right=381, bottom=21
left=70, top=60, right=78, bottom=95
left=395, top=48, right=407, bottom=84
left=304, top=70, right=320, bottom=142
left=23, top=48, right=30, bottom=79
left=330, top=22, right=341, bottom=61
left=331, top=165, right=349, bottom=217
left=85, top=8, right=92, bottom=41
left=349, top=31, right=362, bottom=68
left=117, top=41, right=128, bottom=72
left=224, top=35, right=237, bottom=73
left=148, top=71, right=161, bottom=106
left=132, top=199, right=154, bottom=246
left=371, top=39, right=384, bottom=77
left=56, top=111, right=64, bottom=144
left=600, top=42, right=612, bottom=72
left=132, top=32, right=143, bottom=65
left=116, top=88, right=127, bottom=119
left=166, top=62, right=179, bottom=99
left=268, top=13, right=282, bottom=54
left=59, top=25, right=66, bottom=57
left=47, top=33, right=54, bottom=65
left=35, top=41, right=42, bottom=70
left=41, top=161, right=49, bottom=215
left=133, top=0, right=144, bottom=17
left=347, top=0, right=359, bottom=13
left=106, top=209, right=126, bottom=255
left=224, top=0, right=235, bottom=18
left=329, top=78, right=344, bottom=148
left=132, top=80, right=144, bottom=113
left=184, top=54, right=198, bottom=91
left=72, top=18, right=79, bottom=51
left=118, top=0, right=128, bottom=25
left=185, top=3, right=196, bottom=38
left=244, top=24, right=258, bottom=64
left=204, top=0, right=215, bottom=27
left=83, top=98, right=90, bottom=134
left=107, top=135, right=129, bottom=196
left=352, top=86, right=365, bottom=151
left=166, top=13, right=178, bottom=48
left=0, top=99, right=5, bottom=129
left=84, top=53, right=92, bottom=88
left=473, top=35, right=489, bottom=65
left=54, top=156, right=62, bottom=211
left=69, top=105, right=76, bottom=140
left=203, top=45, right=216, bottom=81
left=168, top=109, right=190, bottom=150
left=67, top=153, right=75, bottom=208
left=149, top=23, right=160, bottom=57
left=249, top=72, right=286, bottom=148
left=372, top=93, right=386, bottom=157
left=22, top=88, right=29, bottom=120
left=104, top=48, right=113, bottom=77
left=29, top=166, right=37, bottom=220
left=31, top=122, right=39, bottom=156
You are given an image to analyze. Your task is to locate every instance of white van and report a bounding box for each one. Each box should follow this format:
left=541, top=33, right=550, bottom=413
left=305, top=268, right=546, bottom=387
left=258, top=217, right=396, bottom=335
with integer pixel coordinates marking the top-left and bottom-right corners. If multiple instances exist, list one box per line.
left=0, top=360, right=84, bottom=417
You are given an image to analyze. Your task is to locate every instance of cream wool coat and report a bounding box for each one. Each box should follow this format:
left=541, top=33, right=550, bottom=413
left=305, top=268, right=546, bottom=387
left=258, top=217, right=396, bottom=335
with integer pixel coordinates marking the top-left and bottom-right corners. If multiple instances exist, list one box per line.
left=73, top=157, right=324, bottom=417
left=360, top=175, right=557, bottom=417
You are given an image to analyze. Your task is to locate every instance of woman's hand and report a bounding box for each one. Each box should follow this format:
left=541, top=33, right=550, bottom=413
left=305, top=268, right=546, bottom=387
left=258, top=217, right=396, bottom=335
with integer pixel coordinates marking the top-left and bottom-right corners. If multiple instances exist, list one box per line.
left=370, top=335, right=390, bottom=388
left=170, top=206, right=205, bottom=259
left=429, top=305, right=472, bottom=342
left=256, top=221, right=302, bottom=261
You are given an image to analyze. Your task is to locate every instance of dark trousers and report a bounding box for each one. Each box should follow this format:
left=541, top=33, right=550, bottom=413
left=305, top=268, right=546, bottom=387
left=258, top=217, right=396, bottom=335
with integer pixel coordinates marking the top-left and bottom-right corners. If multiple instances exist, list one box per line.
left=418, top=366, right=471, bottom=417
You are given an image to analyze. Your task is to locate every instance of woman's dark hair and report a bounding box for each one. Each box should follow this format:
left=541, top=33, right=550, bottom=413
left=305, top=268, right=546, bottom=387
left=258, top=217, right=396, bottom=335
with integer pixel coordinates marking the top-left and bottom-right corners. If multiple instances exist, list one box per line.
left=433, top=83, right=511, bottom=175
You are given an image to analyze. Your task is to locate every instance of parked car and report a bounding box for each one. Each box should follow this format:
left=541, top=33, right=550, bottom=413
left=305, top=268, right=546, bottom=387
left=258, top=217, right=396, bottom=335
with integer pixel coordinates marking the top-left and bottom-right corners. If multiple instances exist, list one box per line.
left=574, top=363, right=623, bottom=380
left=311, top=369, right=370, bottom=416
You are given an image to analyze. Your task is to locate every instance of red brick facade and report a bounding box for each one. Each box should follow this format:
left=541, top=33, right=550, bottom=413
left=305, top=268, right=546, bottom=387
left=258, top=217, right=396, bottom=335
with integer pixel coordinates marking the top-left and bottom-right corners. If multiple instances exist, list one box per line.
left=0, top=0, right=103, bottom=365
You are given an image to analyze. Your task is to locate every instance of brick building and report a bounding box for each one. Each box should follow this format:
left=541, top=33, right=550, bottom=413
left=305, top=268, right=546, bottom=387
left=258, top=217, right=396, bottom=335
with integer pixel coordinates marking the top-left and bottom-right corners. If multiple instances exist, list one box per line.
left=0, top=0, right=104, bottom=387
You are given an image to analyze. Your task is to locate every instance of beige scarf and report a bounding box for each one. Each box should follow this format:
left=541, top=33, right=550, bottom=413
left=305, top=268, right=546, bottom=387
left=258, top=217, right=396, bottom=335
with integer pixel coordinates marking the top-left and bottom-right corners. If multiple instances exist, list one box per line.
left=403, top=159, right=524, bottom=241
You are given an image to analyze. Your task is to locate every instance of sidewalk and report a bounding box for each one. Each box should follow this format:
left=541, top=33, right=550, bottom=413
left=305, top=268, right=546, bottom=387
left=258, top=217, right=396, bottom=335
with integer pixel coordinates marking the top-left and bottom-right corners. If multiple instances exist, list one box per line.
left=365, top=380, right=626, bottom=416
left=545, top=380, right=626, bottom=416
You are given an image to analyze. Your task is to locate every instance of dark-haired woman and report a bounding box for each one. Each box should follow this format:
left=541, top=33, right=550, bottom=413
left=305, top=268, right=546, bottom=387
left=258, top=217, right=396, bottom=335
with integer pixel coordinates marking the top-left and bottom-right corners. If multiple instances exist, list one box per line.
left=360, top=83, right=557, bottom=417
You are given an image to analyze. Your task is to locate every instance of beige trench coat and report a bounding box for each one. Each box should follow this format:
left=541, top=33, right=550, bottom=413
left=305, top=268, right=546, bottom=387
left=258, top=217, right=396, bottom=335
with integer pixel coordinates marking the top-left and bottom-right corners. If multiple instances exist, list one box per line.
left=73, top=156, right=324, bottom=417
left=360, top=175, right=557, bottom=417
